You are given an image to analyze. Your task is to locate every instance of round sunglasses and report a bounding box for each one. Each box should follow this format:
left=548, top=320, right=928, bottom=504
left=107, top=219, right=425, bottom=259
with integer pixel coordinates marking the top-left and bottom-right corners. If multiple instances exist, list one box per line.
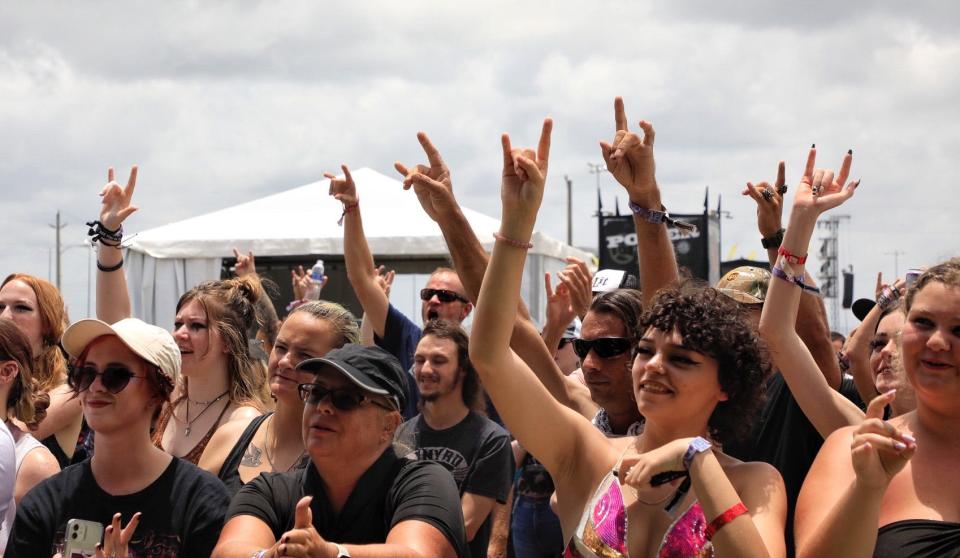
left=571, top=337, right=633, bottom=360
left=297, top=383, right=396, bottom=412
left=68, top=364, right=146, bottom=394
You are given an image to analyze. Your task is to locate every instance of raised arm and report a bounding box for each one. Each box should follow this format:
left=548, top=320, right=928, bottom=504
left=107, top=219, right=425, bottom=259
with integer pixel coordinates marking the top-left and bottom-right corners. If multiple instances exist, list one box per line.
left=744, top=164, right=842, bottom=389
left=397, top=132, right=596, bottom=417
left=600, top=97, right=678, bottom=307
left=329, top=166, right=391, bottom=337
left=469, top=119, right=607, bottom=478
left=95, top=166, right=138, bottom=324
left=758, top=148, right=863, bottom=437
left=795, top=393, right=916, bottom=558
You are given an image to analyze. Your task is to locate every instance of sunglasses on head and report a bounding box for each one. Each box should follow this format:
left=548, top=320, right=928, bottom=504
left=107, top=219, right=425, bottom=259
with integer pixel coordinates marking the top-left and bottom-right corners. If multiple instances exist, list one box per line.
left=572, top=337, right=633, bottom=360
left=420, top=288, right=469, bottom=304
left=68, top=363, right=146, bottom=394
left=298, top=383, right=395, bottom=412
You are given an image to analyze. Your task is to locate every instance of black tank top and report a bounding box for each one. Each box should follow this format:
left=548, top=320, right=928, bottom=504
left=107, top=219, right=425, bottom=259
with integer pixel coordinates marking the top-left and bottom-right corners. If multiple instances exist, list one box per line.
left=218, top=412, right=271, bottom=496
left=874, top=519, right=960, bottom=557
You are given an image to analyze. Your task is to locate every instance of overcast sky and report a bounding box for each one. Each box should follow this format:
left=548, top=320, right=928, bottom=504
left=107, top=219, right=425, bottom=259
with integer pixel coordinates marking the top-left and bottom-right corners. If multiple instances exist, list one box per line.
left=2, top=1, right=957, bottom=332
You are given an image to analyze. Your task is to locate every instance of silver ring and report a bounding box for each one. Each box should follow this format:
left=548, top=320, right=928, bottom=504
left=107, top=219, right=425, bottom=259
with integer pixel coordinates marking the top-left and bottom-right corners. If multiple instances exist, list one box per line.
left=777, top=184, right=788, bottom=195
left=811, top=184, right=822, bottom=196
left=761, top=188, right=774, bottom=202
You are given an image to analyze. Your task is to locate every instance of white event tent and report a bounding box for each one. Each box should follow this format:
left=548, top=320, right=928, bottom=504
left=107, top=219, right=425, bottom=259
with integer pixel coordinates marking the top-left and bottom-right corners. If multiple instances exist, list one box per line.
left=126, top=168, right=594, bottom=329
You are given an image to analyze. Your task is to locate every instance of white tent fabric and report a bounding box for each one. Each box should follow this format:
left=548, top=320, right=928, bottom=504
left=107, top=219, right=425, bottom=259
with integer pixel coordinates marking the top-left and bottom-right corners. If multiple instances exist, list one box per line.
left=125, top=168, right=594, bottom=328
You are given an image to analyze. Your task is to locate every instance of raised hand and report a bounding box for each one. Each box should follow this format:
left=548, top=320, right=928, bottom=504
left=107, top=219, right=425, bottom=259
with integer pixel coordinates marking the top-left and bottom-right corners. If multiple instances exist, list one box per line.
left=791, top=147, right=859, bottom=219
left=394, top=132, right=456, bottom=222
left=291, top=265, right=312, bottom=300
left=233, top=248, right=256, bottom=277
left=95, top=512, right=140, bottom=558
left=742, top=161, right=787, bottom=238
left=599, top=97, right=658, bottom=206
left=557, top=257, right=593, bottom=319
left=500, top=118, right=553, bottom=228
left=375, top=265, right=395, bottom=298
left=99, top=166, right=139, bottom=231
left=851, top=391, right=917, bottom=489
left=325, top=165, right=358, bottom=206
left=276, top=496, right=335, bottom=557
left=544, top=272, right=576, bottom=333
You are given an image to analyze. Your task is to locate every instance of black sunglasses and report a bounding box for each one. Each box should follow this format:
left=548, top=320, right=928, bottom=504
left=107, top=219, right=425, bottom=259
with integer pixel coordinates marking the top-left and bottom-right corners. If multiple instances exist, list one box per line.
left=558, top=338, right=574, bottom=350
left=298, top=383, right=395, bottom=412
left=68, top=364, right=146, bottom=394
left=420, top=288, right=469, bottom=304
left=572, top=337, right=633, bottom=360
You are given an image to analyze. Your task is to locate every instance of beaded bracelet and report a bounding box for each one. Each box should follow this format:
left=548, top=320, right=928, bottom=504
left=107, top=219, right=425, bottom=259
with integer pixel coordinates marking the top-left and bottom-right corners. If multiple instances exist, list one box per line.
left=705, top=502, right=749, bottom=540
left=627, top=201, right=698, bottom=233
left=493, top=232, right=533, bottom=250
left=337, top=202, right=359, bottom=226
left=772, top=265, right=821, bottom=295
left=777, top=246, right=807, bottom=265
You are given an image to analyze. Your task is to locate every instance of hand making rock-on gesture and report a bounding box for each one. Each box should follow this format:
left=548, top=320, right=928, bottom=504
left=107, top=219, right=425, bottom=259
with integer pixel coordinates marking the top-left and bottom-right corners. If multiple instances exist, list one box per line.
left=99, top=166, right=139, bottom=232
left=498, top=118, right=553, bottom=241
left=790, top=146, right=858, bottom=221
left=742, top=160, right=788, bottom=241
left=394, top=132, right=457, bottom=223
left=599, top=97, right=659, bottom=208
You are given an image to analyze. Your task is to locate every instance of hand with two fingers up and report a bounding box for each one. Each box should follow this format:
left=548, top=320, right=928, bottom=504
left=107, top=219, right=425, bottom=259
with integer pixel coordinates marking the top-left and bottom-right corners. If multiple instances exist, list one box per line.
left=599, top=97, right=659, bottom=209
left=394, top=132, right=458, bottom=222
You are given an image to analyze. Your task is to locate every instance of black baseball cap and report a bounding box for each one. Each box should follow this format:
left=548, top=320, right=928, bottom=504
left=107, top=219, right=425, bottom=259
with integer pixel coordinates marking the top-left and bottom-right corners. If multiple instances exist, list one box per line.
left=852, top=298, right=876, bottom=321
left=297, top=344, right=406, bottom=410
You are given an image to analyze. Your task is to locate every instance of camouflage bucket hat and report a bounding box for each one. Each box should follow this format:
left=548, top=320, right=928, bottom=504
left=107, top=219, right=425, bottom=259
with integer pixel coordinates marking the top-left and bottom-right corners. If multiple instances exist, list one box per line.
left=715, top=266, right=771, bottom=305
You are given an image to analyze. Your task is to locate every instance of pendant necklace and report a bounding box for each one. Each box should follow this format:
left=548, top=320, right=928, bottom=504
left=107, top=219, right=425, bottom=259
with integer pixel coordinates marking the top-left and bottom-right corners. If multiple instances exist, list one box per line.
left=183, top=390, right=229, bottom=436
left=264, top=414, right=307, bottom=472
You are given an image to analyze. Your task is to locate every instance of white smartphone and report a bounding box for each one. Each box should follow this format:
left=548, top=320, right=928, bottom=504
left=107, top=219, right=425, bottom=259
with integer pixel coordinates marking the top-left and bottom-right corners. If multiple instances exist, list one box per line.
left=62, top=518, right=104, bottom=558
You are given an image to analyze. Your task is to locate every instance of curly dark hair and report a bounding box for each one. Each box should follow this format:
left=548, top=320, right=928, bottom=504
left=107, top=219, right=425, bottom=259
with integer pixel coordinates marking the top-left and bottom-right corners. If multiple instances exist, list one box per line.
left=639, top=284, right=770, bottom=446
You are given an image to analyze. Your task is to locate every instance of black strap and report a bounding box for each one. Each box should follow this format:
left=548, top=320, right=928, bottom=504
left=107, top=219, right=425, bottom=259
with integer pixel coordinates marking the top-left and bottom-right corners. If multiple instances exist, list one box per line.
left=97, top=258, right=123, bottom=272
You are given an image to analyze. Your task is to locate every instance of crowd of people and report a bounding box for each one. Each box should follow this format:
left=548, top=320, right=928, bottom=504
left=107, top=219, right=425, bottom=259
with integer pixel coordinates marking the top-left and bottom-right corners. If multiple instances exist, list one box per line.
left=0, top=96, right=957, bottom=557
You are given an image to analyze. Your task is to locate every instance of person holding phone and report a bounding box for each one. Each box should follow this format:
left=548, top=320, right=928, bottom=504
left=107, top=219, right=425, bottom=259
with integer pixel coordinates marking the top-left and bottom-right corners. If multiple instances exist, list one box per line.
left=7, top=318, right=230, bottom=557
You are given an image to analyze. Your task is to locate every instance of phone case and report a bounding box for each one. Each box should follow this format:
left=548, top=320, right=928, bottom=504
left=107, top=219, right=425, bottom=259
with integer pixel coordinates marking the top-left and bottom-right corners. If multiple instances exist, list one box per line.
left=63, top=518, right=104, bottom=558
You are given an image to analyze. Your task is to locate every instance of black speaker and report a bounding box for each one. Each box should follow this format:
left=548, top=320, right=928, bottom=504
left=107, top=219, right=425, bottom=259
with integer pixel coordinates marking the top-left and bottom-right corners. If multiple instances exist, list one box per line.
left=842, top=271, right=854, bottom=308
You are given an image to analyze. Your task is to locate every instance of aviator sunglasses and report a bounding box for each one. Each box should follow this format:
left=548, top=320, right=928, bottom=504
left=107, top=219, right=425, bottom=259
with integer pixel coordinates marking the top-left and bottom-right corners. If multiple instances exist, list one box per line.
left=298, top=383, right=396, bottom=412
left=68, top=363, right=146, bottom=394
left=572, top=337, right=633, bottom=360
left=419, top=288, right=469, bottom=304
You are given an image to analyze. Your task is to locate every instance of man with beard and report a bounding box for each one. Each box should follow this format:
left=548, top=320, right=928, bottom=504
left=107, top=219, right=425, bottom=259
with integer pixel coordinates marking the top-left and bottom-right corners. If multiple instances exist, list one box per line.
left=394, top=320, right=513, bottom=558
left=331, top=165, right=472, bottom=419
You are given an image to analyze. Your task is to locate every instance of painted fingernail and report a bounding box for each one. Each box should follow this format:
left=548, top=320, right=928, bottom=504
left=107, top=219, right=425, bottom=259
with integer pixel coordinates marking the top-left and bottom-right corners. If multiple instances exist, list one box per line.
left=902, top=434, right=917, bottom=444
left=811, top=143, right=816, bottom=148
left=885, top=389, right=897, bottom=397
left=894, top=441, right=907, bottom=450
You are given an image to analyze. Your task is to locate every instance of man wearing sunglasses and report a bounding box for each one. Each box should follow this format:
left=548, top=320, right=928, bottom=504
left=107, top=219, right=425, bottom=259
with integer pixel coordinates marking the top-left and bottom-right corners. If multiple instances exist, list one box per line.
left=334, top=166, right=472, bottom=420
left=216, top=344, right=467, bottom=558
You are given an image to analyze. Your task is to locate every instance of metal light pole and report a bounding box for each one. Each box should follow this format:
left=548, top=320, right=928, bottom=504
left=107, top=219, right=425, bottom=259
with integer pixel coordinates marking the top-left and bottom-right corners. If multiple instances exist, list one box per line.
left=564, top=175, right=573, bottom=246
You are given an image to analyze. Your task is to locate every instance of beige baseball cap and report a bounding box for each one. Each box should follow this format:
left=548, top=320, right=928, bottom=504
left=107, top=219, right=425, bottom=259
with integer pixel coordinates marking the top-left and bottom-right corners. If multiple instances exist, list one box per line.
left=61, top=318, right=181, bottom=382
left=715, top=266, right=771, bottom=305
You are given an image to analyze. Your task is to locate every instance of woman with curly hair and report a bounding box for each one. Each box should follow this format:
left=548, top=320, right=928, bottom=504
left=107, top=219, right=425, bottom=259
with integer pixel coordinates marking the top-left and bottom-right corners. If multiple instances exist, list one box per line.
left=468, top=117, right=786, bottom=557
left=0, top=319, right=60, bottom=551
left=0, top=273, right=85, bottom=468
left=796, top=258, right=960, bottom=557
left=93, top=166, right=270, bottom=465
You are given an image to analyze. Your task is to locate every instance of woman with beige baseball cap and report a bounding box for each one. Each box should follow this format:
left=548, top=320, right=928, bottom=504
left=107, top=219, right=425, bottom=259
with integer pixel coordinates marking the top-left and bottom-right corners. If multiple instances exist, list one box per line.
left=6, top=317, right=231, bottom=557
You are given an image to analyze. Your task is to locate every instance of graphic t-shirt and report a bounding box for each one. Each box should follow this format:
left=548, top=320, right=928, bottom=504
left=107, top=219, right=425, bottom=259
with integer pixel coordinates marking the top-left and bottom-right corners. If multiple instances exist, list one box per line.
left=395, top=411, right=514, bottom=558
left=8, top=457, right=229, bottom=558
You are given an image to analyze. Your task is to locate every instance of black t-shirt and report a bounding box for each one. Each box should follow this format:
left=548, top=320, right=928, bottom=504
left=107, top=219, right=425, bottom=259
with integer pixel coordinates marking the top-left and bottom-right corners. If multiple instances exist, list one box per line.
left=227, top=447, right=467, bottom=557
left=395, top=412, right=514, bottom=558
left=8, top=457, right=229, bottom=557
left=724, top=372, right=864, bottom=556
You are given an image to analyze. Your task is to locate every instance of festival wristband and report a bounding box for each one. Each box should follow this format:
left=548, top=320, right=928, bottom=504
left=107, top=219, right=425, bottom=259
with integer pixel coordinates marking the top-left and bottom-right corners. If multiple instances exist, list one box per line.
left=777, top=246, right=807, bottom=265
left=628, top=201, right=698, bottom=233
left=705, top=502, right=749, bottom=539
left=682, top=437, right=713, bottom=470
left=772, top=265, right=822, bottom=295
